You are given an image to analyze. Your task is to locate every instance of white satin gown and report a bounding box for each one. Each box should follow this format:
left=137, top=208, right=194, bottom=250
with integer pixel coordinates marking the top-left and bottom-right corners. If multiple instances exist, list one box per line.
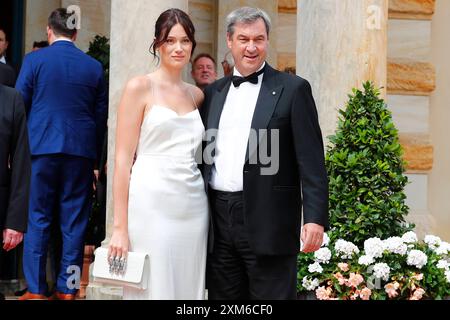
left=123, top=99, right=208, bottom=300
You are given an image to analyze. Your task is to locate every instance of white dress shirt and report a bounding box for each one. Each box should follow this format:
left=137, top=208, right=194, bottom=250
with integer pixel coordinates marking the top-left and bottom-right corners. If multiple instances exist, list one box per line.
left=53, top=38, right=73, bottom=44
left=210, top=63, right=265, bottom=192
left=0, top=56, right=6, bottom=64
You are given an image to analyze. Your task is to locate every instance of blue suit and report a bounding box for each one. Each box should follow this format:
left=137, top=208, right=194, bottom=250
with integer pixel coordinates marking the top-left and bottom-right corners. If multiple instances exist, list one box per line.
left=15, top=40, right=107, bottom=295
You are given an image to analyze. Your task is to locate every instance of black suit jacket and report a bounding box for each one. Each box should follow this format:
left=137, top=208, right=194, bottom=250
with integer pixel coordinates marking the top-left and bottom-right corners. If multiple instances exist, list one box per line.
left=201, top=64, right=329, bottom=255
left=0, top=63, right=17, bottom=87
left=0, top=85, right=31, bottom=236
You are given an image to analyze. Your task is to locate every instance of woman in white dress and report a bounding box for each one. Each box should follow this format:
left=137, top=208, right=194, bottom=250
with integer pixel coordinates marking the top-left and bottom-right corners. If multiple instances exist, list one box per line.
left=108, top=8, right=208, bottom=300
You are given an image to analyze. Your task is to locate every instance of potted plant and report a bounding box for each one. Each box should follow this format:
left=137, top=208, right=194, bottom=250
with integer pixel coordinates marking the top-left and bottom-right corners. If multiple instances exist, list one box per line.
left=297, top=82, right=450, bottom=299
left=298, top=232, right=450, bottom=300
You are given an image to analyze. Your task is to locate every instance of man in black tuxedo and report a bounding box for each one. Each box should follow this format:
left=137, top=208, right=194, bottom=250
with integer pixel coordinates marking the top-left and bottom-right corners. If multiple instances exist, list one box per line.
left=0, top=84, right=31, bottom=300
left=201, top=7, right=329, bottom=300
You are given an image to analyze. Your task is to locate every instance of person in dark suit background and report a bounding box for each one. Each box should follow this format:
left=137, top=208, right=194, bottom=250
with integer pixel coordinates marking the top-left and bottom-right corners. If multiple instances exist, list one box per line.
left=0, top=27, right=10, bottom=65
left=0, top=62, right=16, bottom=87
left=32, top=41, right=49, bottom=51
left=15, top=8, right=107, bottom=300
left=191, top=53, right=217, bottom=91
left=201, top=7, right=329, bottom=300
left=0, top=28, right=16, bottom=87
left=0, top=84, right=31, bottom=300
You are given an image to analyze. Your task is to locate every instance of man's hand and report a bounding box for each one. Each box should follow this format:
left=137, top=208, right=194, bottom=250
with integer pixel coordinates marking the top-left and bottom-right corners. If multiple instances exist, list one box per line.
left=300, top=223, right=324, bottom=253
left=93, top=169, right=100, bottom=191
left=2, top=229, right=24, bottom=252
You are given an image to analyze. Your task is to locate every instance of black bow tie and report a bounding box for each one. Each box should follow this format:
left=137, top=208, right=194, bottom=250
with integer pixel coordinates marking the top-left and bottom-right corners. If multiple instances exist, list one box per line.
left=232, top=67, right=265, bottom=88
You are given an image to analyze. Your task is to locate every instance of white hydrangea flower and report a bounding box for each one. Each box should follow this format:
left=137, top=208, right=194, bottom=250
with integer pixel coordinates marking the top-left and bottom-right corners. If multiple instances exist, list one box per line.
left=364, top=238, right=384, bottom=258
left=436, top=260, right=449, bottom=270
left=373, top=263, right=391, bottom=281
left=308, top=262, right=323, bottom=273
left=358, top=255, right=375, bottom=266
left=445, top=270, right=450, bottom=283
left=424, top=235, right=441, bottom=249
left=321, top=233, right=330, bottom=247
left=383, top=237, right=408, bottom=255
left=314, top=247, right=332, bottom=264
left=335, top=239, right=360, bottom=259
left=302, top=276, right=320, bottom=291
left=434, top=242, right=450, bottom=256
left=401, top=231, right=418, bottom=244
left=407, top=250, right=428, bottom=269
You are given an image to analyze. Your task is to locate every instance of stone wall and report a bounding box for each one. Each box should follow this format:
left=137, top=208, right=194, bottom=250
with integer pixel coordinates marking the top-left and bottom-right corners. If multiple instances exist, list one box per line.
left=429, top=0, right=450, bottom=240
left=24, top=0, right=110, bottom=54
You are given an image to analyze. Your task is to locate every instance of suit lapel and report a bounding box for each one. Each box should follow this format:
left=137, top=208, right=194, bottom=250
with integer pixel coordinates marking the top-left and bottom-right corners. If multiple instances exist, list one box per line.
left=207, top=77, right=232, bottom=130
left=245, top=65, right=284, bottom=162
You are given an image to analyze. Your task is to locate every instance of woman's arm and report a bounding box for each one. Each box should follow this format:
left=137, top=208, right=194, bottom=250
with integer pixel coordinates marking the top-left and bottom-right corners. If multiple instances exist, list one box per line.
left=109, top=76, right=148, bottom=260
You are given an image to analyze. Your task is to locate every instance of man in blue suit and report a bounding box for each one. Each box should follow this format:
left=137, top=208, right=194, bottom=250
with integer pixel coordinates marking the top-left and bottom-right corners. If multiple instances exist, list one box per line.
left=15, top=8, right=107, bottom=300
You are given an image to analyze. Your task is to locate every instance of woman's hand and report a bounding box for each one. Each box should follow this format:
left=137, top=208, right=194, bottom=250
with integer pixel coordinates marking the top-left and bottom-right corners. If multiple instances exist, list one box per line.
left=108, top=228, right=130, bottom=272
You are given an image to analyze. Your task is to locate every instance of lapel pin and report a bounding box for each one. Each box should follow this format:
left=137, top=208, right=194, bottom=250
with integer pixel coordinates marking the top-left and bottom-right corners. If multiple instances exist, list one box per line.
left=272, top=91, right=276, bottom=96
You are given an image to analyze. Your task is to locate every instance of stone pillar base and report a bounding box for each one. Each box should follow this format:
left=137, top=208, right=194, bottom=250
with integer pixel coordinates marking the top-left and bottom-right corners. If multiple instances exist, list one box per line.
left=407, top=210, right=436, bottom=239
left=86, top=283, right=123, bottom=300
left=85, top=262, right=123, bottom=300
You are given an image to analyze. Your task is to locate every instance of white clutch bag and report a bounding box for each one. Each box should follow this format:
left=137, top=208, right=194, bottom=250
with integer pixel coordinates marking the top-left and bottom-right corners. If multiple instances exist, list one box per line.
left=92, top=247, right=150, bottom=290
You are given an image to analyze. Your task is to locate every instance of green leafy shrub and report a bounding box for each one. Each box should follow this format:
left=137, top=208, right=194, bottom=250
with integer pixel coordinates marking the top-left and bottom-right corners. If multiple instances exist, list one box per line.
left=86, top=35, right=110, bottom=87
left=326, top=81, right=413, bottom=246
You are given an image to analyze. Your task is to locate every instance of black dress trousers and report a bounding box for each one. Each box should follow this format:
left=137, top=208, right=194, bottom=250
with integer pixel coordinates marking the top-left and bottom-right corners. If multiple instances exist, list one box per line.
left=206, top=189, right=297, bottom=300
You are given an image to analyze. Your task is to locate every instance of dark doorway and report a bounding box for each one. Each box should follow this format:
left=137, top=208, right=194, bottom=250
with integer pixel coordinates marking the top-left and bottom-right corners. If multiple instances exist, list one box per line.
left=0, top=0, right=25, bottom=69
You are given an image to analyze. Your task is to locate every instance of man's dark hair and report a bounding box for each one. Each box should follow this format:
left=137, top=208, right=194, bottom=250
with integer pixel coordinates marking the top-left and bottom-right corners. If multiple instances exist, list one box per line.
left=192, top=53, right=217, bottom=71
left=48, top=8, right=77, bottom=38
left=33, top=41, right=49, bottom=49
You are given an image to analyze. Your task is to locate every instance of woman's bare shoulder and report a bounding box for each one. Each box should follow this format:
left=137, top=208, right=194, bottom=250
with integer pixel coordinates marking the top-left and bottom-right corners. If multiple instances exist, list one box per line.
left=124, top=75, right=152, bottom=95
left=186, top=83, right=204, bottom=107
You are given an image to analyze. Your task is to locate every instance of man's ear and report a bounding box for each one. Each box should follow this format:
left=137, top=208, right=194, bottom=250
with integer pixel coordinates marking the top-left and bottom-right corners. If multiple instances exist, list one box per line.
left=226, top=32, right=232, bottom=50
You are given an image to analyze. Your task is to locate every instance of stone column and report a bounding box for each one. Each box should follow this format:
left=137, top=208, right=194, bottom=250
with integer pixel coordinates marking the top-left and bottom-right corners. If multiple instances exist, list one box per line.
left=297, top=0, right=388, bottom=144
left=216, top=0, right=278, bottom=78
left=87, top=0, right=188, bottom=300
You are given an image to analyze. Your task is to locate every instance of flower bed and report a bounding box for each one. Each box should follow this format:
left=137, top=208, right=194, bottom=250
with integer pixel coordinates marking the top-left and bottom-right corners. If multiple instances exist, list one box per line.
left=298, top=232, right=450, bottom=300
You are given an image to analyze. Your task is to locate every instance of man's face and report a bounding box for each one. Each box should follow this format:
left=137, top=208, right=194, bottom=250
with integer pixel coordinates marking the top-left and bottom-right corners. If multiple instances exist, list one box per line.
left=227, top=18, right=268, bottom=77
left=191, top=57, right=217, bottom=88
left=0, top=30, right=8, bottom=58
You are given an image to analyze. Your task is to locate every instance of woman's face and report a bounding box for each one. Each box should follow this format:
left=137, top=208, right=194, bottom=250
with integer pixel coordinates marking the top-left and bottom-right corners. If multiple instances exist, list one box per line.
left=158, top=23, right=192, bottom=69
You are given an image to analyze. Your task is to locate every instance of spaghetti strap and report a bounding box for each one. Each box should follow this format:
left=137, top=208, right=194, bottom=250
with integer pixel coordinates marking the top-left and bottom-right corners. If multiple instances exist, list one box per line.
left=150, top=78, right=157, bottom=102
left=187, top=87, right=198, bottom=109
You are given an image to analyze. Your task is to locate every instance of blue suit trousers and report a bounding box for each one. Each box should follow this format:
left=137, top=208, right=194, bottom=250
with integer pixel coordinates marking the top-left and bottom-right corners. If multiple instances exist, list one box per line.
left=23, top=154, right=93, bottom=294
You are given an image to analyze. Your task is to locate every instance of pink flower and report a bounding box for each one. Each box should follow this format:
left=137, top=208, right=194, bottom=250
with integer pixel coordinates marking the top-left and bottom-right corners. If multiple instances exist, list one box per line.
left=360, top=287, right=372, bottom=300
left=334, top=272, right=346, bottom=285
left=316, top=286, right=333, bottom=300
left=412, top=273, right=423, bottom=281
left=348, top=273, right=364, bottom=288
left=385, top=282, right=400, bottom=298
left=410, top=288, right=425, bottom=300
left=338, top=263, right=349, bottom=272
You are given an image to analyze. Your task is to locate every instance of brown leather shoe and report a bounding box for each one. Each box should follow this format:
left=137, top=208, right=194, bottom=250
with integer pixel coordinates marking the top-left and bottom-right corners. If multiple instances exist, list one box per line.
left=51, top=292, right=77, bottom=300
left=18, top=291, right=48, bottom=300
